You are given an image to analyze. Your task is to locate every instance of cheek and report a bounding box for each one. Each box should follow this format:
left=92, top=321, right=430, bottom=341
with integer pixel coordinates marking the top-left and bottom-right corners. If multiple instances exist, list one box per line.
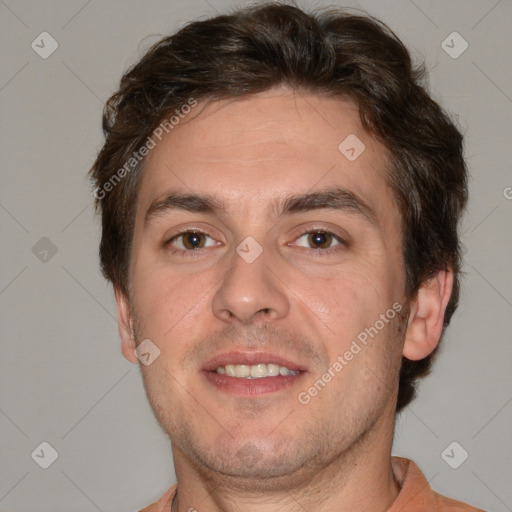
left=304, top=259, right=393, bottom=317
left=131, top=263, right=212, bottom=349
left=306, top=273, right=404, bottom=391
left=294, top=258, right=402, bottom=357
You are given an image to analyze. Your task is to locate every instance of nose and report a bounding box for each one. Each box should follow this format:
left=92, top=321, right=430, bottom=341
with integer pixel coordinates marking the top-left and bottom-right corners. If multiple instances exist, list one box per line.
left=211, top=244, right=290, bottom=325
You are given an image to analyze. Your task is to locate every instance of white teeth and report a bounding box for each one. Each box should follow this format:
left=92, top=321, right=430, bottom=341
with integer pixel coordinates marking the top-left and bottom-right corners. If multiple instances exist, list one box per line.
left=267, top=363, right=280, bottom=376
left=225, top=364, right=236, bottom=377
left=215, top=363, right=299, bottom=378
left=251, top=364, right=267, bottom=378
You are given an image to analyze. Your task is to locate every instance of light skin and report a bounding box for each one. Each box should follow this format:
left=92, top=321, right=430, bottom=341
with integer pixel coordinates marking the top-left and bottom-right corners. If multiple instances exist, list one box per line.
left=115, top=88, right=453, bottom=512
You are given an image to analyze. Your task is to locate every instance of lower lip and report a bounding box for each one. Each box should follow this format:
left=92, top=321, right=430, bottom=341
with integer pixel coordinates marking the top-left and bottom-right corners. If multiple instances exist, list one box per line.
left=202, top=370, right=306, bottom=396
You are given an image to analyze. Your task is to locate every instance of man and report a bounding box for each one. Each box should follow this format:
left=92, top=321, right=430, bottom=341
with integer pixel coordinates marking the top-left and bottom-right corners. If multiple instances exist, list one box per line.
left=90, top=3, right=483, bottom=511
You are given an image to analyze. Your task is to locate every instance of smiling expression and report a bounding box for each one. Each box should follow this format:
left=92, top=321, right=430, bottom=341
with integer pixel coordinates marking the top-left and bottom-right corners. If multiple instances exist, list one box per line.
left=118, top=87, right=409, bottom=482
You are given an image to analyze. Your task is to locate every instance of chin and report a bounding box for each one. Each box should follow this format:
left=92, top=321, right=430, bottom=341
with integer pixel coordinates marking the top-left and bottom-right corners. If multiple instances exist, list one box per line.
left=184, top=435, right=310, bottom=482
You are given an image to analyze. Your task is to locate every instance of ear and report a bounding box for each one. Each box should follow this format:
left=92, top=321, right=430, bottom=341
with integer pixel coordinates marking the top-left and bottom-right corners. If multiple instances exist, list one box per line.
left=114, top=287, right=138, bottom=364
left=403, top=269, right=454, bottom=361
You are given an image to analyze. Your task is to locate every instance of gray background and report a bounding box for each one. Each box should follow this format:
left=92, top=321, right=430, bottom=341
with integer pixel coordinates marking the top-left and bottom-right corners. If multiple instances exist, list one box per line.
left=1, top=0, right=511, bottom=511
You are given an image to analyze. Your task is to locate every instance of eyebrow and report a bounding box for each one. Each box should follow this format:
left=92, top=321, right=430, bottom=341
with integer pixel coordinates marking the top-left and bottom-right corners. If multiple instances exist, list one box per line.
left=144, top=186, right=378, bottom=227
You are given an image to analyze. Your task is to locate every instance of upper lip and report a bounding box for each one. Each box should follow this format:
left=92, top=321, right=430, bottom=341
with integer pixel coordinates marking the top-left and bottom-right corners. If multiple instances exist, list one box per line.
left=202, top=352, right=305, bottom=372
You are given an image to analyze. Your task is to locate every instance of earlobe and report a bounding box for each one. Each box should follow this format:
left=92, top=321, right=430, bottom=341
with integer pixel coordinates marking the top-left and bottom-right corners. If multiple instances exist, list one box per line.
left=402, top=269, right=454, bottom=361
left=114, top=287, right=138, bottom=364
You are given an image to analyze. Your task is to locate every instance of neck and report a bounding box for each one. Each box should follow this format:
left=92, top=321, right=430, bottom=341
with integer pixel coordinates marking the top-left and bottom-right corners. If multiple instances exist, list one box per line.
left=171, top=412, right=400, bottom=512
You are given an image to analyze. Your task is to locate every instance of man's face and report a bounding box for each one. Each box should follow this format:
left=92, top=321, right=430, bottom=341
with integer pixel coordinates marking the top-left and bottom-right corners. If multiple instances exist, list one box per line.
left=122, top=88, right=408, bottom=481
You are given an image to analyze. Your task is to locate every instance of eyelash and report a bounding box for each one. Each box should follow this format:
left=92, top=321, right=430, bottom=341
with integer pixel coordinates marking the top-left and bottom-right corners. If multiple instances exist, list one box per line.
left=165, top=229, right=346, bottom=256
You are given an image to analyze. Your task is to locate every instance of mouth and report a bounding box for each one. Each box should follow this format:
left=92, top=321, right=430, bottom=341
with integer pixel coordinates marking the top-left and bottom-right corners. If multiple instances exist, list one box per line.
left=215, top=362, right=300, bottom=378
left=201, top=352, right=307, bottom=396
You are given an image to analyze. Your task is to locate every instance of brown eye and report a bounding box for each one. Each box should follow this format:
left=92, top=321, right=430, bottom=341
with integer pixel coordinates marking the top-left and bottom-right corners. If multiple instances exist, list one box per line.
left=295, top=230, right=342, bottom=250
left=307, top=231, right=334, bottom=249
left=168, top=231, right=217, bottom=252
left=181, top=232, right=206, bottom=249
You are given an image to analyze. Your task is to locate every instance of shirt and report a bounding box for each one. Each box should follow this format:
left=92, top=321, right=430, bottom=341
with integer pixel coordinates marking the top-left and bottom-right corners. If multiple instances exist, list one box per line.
left=139, top=457, right=485, bottom=512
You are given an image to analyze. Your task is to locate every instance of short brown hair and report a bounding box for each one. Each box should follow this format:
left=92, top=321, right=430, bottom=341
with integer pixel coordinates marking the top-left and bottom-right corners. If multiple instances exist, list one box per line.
left=89, top=3, right=468, bottom=412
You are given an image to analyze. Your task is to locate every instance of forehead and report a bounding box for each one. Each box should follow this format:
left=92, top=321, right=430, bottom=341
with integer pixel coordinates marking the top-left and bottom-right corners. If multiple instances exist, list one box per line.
left=137, top=88, right=394, bottom=220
